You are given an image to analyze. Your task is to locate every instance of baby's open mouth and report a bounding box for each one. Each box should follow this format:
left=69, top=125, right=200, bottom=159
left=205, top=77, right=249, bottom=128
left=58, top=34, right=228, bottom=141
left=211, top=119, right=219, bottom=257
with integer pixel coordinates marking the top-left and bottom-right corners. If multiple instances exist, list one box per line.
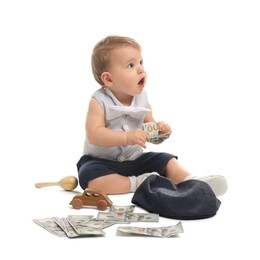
left=138, top=77, right=145, bottom=85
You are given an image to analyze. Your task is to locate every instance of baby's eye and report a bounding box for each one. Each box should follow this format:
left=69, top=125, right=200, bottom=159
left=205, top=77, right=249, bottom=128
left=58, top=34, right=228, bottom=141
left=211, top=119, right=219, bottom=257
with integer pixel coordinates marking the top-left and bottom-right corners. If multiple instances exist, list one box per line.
left=127, top=63, right=134, bottom=68
left=140, top=60, right=143, bottom=66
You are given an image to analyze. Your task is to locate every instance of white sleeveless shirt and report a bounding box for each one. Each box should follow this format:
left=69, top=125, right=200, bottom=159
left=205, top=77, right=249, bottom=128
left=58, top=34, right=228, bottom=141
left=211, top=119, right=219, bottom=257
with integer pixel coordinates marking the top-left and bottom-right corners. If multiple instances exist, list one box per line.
left=83, top=87, right=151, bottom=161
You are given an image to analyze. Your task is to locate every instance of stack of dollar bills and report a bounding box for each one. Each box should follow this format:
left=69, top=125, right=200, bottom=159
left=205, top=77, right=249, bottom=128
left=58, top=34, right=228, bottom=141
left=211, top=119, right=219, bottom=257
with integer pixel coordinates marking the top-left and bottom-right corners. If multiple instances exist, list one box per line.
left=33, top=205, right=183, bottom=238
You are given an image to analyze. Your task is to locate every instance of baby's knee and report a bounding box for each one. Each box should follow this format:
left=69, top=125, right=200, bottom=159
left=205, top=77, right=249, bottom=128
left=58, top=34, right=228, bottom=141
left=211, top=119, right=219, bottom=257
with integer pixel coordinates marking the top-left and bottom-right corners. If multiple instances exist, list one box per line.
left=167, top=156, right=178, bottom=167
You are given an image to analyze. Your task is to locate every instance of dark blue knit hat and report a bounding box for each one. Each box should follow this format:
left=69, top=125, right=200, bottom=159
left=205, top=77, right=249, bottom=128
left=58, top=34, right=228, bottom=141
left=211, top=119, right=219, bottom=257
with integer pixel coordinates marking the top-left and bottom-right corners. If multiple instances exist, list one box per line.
left=131, top=175, right=221, bottom=220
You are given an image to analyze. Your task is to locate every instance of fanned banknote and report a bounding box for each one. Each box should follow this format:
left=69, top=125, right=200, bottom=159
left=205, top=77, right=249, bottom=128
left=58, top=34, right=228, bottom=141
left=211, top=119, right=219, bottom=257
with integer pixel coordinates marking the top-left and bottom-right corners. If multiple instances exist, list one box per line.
left=117, top=221, right=184, bottom=237
left=55, top=217, right=105, bottom=238
left=33, top=217, right=67, bottom=237
left=54, top=217, right=79, bottom=238
left=68, top=216, right=113, bottom=234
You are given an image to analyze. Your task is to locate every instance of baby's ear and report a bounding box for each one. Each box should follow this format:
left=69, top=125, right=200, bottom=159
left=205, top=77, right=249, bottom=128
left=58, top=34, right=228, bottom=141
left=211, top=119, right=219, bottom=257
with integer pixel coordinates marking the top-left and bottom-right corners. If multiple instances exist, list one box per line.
left=101, top=72, right=113, bottom=87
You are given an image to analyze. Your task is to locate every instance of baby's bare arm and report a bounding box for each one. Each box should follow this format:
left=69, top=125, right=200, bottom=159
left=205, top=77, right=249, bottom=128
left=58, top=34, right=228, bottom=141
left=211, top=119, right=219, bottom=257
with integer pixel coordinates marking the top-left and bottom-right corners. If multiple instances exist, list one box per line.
left=144, top=104, right=172, bottom=134
left=144, top=104, right=157, bottom=123
left=86, top=98, right=149, bottom=148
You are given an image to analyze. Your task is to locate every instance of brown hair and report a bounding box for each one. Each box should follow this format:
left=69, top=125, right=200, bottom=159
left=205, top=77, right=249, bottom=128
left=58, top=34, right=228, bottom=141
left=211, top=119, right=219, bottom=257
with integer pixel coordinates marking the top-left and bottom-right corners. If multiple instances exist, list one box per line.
left=91, top=35, right=142, bottom=86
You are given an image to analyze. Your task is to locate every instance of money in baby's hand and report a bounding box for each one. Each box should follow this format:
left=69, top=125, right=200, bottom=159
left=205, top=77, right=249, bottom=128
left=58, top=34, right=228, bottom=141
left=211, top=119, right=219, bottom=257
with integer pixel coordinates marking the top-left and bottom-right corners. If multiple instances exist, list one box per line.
left=142, top=122, right=170, bottom=144
left=149, top=133, right=170, bottom=144
left=142, top=122, right=159, bottom=137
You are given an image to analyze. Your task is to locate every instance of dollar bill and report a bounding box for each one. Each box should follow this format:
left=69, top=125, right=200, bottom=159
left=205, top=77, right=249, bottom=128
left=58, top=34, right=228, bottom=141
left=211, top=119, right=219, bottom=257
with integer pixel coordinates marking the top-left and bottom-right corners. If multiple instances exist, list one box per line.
left=117, top=221, right=184, bottom=237
left=110, top=205, right=135, bottom=214
left=68, top=216, right=113, bottom=234
left=100, top=205, right=136, bottom=224
left=67, top=215, right=94, bottom=228
left=163, top=222, right=184, bottom=237
left=33, top=217, right=67, bottom=237
left=55, top=217, right=105, bottom=238
left=127, top=213, right=159, bottom=222
left=67, top=215, right=94, bottom=222
left=54, top=217, right=79, bottom=238
left=142, top=122, right=159, bottom=137
left=149, top=133, right=170, bottom=144
left=143, top=122, right=170, bottom=144
left=97, top=212, right=130, bottom=224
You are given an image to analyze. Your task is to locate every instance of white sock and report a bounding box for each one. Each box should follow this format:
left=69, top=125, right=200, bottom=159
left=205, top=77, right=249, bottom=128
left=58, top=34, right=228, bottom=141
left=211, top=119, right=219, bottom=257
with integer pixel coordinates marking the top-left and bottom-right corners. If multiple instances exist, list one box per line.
left=136, top=172, right=159, bottom=188
left=128, top=172, right=159, bottom=193
left=128, top=176, right=137, bottom=192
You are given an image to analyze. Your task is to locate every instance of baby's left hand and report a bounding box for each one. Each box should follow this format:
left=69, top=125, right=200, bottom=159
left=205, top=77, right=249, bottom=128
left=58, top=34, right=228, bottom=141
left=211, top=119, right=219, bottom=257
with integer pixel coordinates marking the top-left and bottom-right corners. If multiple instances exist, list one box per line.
left=157, top=121, right=172, bottom=135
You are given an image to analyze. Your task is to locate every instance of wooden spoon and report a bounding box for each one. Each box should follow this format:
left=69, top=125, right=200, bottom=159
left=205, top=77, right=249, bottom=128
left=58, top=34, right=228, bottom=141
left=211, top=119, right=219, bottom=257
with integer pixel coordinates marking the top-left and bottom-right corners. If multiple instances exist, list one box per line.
left=35, top=175, right=78, bottom=191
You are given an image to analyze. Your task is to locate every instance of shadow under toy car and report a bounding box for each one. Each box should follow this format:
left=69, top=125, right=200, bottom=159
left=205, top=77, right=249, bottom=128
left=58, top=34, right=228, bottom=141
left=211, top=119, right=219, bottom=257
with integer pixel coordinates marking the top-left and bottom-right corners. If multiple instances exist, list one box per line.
left=69, top=188, right=113, bottom=210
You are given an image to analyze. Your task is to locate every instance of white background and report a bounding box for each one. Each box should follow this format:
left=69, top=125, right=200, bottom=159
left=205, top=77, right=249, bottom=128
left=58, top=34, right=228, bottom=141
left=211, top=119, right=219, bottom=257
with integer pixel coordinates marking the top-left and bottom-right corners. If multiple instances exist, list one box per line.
left=0, top=0, right=259, bottom=259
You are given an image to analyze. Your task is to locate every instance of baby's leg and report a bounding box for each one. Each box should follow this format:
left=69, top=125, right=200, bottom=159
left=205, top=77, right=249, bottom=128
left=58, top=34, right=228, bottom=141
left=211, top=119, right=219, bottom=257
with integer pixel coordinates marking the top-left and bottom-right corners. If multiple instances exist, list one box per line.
left=88, top=174, right=131, bottom=194
left=164, top=157, right=191, bottom=184
left=88, top=172, right=159, bottom=194
left=165, top=157, right=228, bottom=196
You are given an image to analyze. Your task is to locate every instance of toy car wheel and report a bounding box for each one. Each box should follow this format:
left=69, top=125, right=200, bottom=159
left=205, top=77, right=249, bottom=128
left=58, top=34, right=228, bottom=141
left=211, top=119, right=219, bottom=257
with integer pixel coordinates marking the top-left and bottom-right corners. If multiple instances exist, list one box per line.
left=71, top=198, right=83, bottom=209
left=97, top=200, right=107, bottom=211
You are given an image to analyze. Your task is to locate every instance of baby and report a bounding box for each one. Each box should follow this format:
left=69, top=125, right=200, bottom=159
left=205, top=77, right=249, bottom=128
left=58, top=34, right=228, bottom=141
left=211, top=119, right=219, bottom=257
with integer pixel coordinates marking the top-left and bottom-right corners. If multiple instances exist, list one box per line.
left=76, top=35, right=228, bottom=196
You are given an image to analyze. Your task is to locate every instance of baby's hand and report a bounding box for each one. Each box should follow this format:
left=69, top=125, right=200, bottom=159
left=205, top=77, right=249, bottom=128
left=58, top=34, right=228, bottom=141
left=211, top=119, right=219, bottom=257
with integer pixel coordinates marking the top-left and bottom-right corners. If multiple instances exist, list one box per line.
left=157, top=121, right=172, bottom=135
left=126, top=129, right=149, bottom=148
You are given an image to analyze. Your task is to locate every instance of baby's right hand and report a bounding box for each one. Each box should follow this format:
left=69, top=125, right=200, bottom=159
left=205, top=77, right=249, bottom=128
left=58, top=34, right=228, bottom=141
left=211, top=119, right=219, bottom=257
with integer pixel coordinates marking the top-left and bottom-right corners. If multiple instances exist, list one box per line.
left=126, top=129, right=150, bottom=148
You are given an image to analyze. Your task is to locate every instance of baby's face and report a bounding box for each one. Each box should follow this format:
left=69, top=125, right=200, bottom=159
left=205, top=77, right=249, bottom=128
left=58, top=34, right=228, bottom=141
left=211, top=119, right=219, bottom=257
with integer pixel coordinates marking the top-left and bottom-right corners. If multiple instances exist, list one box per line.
left=107, top=46, right=147, bottom=103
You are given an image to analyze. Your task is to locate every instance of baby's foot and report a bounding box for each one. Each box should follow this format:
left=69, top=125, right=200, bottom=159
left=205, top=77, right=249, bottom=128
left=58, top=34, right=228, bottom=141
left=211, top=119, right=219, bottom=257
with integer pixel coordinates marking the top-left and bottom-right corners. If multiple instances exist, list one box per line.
left=184, top=175, right=228, bottom=197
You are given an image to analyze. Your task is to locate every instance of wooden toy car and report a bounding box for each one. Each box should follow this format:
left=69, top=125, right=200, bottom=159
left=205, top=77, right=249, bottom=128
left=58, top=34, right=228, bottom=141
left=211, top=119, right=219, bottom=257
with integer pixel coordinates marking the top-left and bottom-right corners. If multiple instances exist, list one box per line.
left=69, top=188, right=113, bottom=210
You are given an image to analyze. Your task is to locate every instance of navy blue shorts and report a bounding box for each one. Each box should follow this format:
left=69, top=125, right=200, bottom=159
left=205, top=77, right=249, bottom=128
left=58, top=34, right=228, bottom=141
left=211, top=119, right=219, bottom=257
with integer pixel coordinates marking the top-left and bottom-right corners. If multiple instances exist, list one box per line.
left=76, top=152, right=177, bottom=190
